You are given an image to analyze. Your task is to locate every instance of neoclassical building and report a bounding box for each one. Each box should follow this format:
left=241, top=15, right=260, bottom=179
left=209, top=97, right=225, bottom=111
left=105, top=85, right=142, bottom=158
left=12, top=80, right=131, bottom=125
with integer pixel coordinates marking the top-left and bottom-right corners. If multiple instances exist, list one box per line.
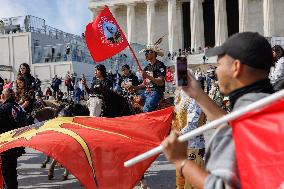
left=89, top=0, right=282, bottom=53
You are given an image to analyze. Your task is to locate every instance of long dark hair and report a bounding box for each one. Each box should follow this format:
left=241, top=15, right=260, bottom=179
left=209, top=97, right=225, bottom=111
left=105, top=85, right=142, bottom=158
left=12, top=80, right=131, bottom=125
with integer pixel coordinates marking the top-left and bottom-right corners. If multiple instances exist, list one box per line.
left=15, top=76, right=29, bottom=102
left=272, top=45, right=284, bottom=62
left=18, top=63, right=31, bottom=77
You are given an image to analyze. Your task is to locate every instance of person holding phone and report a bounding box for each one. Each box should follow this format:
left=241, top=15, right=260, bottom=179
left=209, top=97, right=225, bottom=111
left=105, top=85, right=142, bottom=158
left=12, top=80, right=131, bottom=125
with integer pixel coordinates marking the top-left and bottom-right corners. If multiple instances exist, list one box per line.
left=162, top=32, right=274, bottom=189
left=176, top=57, right=189, bottom=86
left=129, top=44, right=166, bottom=112
left=83, top=64, right=112, bottom=95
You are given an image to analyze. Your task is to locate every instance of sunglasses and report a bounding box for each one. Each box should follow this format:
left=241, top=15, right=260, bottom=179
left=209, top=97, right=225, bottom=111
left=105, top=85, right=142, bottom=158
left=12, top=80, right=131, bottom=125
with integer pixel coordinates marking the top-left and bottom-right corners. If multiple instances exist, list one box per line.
left=145, top=50, right=154, bottom=56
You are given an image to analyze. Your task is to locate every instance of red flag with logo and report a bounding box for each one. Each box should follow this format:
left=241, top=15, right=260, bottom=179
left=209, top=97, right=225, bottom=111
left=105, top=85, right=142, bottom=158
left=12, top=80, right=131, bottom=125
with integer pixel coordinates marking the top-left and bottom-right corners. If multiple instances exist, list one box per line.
left=231, top=98, right=284, bottom=189
left=85, top=6, right=129, bottom=62
left=0, top=107, right=173, bottom=189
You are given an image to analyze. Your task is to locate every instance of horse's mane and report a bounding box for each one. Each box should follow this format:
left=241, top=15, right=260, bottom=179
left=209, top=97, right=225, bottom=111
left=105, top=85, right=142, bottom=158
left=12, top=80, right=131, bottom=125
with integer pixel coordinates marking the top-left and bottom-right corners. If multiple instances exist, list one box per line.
left=57, top=102, right=90, bottom=117
left=43, top=100, right=61, bottom=109
left=34, top=107, right=57, bottom=122
left=35, top=102, right=90, bottom=122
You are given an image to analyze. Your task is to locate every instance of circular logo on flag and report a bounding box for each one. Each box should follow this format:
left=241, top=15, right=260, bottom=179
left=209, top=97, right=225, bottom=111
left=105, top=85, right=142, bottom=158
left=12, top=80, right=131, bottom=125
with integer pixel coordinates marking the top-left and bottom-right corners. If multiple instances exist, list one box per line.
left=97, top=16, right=125, bottom=48
left=103, top=22, right=121, bottom=44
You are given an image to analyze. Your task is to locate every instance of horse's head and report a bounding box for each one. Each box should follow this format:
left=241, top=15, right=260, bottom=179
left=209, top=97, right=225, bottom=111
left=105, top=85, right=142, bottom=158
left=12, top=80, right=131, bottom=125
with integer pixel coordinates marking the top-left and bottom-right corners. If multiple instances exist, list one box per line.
left=57, top=102, right=90, bottom=117
left=91, top=87, right=134, bottom=118
left=34, top=107, right=57, bottom=122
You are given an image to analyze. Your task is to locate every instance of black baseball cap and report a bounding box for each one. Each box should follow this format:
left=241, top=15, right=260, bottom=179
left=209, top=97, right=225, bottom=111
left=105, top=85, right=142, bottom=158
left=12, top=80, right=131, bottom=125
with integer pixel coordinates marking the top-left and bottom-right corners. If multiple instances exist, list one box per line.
left=121, top=64, right=130, bottom=70
left=205, top=32, right=273, bottom=70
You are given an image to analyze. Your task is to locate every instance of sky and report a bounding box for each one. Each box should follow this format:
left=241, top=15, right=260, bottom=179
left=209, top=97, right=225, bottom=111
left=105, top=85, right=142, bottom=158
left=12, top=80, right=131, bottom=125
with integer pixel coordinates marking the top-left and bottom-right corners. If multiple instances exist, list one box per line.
left=0, top=0, right=92, bottom=36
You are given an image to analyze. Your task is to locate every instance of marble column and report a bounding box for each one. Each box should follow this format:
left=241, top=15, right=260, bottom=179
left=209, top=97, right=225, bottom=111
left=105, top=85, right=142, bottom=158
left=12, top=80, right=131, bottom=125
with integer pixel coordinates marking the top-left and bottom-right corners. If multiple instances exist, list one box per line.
left=263, top=0, right=275, bottom=37
left=190, top=0, right=205, bottom=50
left=89, top=7, right=104, bottom=20
left=109, top=6, right=118, bottom=19
left=89, top=7, right=96, bottom=20
left=239, top=0, right=248, bottom=32
left=198, top=0, right=205, bottom=49
left=168, top=0, right=176, bottom=53
left=127, top=3, right=136, bottom=43
left=214, top=0, right=228, bottom=46
left=146, top=0, right=156, bottom=44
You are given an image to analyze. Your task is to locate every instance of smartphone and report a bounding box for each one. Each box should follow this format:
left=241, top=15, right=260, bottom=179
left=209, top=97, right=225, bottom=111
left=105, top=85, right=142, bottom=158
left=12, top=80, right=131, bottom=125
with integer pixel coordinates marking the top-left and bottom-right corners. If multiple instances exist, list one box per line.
left=176, top=56, right=188, bottom=86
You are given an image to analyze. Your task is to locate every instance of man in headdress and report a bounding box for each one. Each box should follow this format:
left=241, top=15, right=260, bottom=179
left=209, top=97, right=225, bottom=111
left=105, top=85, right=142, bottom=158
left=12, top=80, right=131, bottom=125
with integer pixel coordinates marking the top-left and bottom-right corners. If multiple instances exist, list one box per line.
left=130, top=41, right=166, bottom=112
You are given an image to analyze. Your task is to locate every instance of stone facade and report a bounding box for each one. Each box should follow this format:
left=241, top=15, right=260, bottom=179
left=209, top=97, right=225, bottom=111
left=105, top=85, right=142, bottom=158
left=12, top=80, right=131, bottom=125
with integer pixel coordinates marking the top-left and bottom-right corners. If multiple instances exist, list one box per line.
left=89, top=0, right=284, bottom=52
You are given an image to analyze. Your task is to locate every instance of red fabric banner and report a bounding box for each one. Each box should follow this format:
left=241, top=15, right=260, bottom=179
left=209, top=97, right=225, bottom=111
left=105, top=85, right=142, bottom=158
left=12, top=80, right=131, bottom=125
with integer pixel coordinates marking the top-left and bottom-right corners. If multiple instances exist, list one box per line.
left=166, top=68, right=173, bottom=82
left=85, top=6, right=129, bottom=62
left=0, top=107, right=173, bottom=189
left=231, top=99, right=284, bottom=189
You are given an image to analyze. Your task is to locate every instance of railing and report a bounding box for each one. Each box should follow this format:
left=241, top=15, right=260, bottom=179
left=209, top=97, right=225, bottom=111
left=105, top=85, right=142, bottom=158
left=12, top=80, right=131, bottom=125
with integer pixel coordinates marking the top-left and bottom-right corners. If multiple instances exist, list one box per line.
left=32, top=43, right=94, bottom=64
left=0, top=15, right=84, bottom=44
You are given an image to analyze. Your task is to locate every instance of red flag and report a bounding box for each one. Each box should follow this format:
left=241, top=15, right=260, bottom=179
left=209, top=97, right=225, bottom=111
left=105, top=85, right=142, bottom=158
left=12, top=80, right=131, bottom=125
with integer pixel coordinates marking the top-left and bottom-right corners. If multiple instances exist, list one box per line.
left=85, top=6, right=129, bottom=62
left=231, top=98, right=284, bottom=189
left=166, top=68, right=173, bottom=82
left=0, top=107, right=173, bottom=188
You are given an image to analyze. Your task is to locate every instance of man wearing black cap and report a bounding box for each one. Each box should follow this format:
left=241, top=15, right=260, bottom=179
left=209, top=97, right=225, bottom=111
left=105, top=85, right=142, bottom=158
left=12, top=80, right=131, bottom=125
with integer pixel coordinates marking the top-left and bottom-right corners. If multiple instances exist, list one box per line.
left=83, top=64, right=112, bottom=95
left=162, top=32, right=274, bottom=189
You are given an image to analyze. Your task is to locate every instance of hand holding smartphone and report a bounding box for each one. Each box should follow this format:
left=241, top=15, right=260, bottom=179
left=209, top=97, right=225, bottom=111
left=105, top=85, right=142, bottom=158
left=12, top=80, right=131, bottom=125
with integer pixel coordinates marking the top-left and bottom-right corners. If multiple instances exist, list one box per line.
left=176, top=57, right=188, bottom=86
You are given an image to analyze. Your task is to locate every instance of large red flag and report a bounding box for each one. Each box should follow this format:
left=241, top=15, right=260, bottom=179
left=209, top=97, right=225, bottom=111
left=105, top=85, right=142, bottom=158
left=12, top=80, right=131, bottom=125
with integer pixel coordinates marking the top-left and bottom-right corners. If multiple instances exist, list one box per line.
left=231, top=98, right=284, bottom=189
left=85, top=6, right=129, bottom=62
left=0, top=107, right=173, bottom=189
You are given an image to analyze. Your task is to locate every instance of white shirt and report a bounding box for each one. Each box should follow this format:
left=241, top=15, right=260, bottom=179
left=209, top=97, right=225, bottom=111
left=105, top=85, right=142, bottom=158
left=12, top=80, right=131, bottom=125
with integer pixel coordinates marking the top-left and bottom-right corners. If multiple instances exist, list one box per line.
left=270, top=57, right=284, bottom=83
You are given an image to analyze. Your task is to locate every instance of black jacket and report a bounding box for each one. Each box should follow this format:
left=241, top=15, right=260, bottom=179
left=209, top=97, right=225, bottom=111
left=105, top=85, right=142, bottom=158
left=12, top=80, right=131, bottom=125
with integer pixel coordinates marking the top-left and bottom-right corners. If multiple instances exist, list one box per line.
left=86, top=78, right=112, bottom=94
left=121, top=73, right=140, bottom=87
left=0, top=99, right=27, bottom=156
left=0, top=99, right=26, bottom=134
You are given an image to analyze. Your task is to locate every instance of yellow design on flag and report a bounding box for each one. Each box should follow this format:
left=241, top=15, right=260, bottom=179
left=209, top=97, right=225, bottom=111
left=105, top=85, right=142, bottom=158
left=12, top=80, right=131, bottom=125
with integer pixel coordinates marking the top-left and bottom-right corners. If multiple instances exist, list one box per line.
left=0, top=107, right=174, bottom=189
left=0, top=117, right=98, bottom=184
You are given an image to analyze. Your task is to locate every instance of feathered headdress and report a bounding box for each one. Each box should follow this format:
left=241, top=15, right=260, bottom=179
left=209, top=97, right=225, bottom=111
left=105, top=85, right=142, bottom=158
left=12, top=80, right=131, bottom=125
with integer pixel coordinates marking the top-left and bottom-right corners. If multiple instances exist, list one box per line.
left=139, top=35, right=166, bottom=57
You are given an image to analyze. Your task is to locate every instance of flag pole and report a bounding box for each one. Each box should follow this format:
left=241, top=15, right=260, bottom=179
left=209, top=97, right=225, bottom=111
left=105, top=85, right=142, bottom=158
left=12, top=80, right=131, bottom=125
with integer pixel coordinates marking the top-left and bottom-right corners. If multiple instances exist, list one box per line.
left=124, top=89, right=284, bottom=167
left=128, top=44, right=152, bottom=94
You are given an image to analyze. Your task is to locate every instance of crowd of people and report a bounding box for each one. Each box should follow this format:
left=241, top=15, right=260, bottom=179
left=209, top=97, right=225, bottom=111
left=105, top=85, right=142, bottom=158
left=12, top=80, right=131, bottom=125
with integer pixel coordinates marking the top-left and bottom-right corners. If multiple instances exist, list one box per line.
left=0, top=31, right=284, bottom=189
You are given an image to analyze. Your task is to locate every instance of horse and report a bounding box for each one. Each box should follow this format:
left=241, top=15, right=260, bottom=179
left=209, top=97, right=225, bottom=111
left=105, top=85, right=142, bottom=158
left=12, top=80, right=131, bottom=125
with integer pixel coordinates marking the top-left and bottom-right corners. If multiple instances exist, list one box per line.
left=34, top=103, right=90, bottom=181
left=86, top=87, right=135, bottom=118
left=36, top=88, right=173, bottom=181
left=38, top=89, right=135, bottom=181
left=89, top=88, right=174, bottom=116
